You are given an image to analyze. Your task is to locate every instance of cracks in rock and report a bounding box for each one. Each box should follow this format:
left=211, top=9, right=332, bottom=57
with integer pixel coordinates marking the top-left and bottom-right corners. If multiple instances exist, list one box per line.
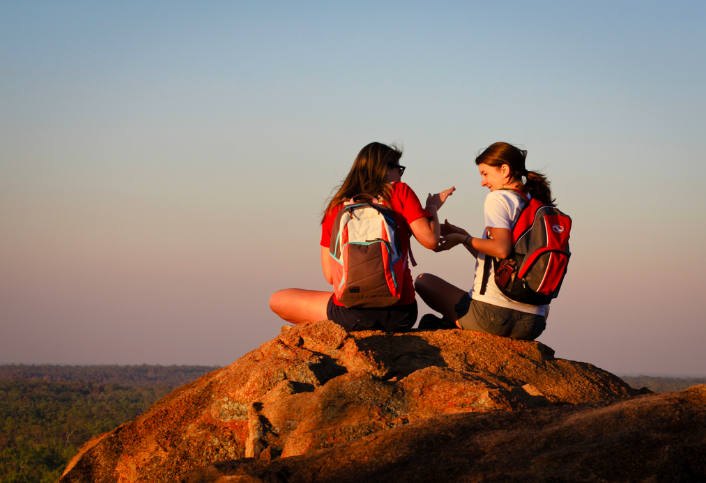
left=246, top=403, right=282, bottom=461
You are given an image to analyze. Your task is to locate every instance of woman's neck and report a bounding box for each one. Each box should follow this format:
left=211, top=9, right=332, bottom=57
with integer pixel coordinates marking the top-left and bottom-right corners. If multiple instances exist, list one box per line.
left=503, top=180, right=524, bottom=191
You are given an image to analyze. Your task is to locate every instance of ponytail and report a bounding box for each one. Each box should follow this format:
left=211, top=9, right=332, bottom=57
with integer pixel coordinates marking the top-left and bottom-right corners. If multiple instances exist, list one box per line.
left=524, top=170, right=555, bottom=207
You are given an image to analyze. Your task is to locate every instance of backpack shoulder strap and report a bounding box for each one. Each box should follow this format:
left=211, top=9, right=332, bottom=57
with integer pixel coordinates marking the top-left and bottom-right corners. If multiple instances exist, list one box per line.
left=408, top=243, right=417, bottom=267
left=480, top=254, right=492, bottom=295
left=479, top=226, right=495, bottom=295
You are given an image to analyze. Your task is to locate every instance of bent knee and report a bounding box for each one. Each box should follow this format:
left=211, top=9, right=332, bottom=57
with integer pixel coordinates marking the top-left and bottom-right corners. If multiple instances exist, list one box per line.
left=414, top=272, right=437, bottom=291
left=269, top=290, right=286, bottom=312
left=414, top=273, right=430, bottom=286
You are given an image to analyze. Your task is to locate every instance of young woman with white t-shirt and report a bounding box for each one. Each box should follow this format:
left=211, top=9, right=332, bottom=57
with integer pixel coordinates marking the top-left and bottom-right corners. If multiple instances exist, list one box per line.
left=414, top=142, right=555, bottom=340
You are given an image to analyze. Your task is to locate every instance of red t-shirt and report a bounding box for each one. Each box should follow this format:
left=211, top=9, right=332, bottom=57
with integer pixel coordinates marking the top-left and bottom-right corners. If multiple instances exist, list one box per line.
left=320, top=182, right=431, bottom=306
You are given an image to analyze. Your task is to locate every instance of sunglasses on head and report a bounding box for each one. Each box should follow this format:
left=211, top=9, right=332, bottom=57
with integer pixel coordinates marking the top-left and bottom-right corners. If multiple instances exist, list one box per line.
left=388, top=164, right=406, bottom=175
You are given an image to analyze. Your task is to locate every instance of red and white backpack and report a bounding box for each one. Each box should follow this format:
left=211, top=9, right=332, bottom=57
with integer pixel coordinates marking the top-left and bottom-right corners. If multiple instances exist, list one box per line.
left=480, top=190, right=571, bottom=305
left=328, top=197, right=407, bottom=308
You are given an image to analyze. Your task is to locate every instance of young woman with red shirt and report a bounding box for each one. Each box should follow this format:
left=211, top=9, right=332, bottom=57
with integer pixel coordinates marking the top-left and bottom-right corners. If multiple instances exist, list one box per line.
left=269, top=142, right=455, bottom=332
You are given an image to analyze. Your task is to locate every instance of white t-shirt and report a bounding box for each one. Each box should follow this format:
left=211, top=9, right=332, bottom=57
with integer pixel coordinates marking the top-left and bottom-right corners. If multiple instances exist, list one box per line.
left=469, top=190, right=547, bottom=316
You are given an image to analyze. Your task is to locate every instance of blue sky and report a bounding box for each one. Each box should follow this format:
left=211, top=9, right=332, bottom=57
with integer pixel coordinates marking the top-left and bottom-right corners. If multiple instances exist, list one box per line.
left=1, top=1, right=705, bottom=375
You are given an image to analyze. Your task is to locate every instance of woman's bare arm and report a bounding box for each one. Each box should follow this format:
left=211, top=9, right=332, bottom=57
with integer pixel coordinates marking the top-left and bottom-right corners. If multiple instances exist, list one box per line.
left=474, top=227, right=512, bottom=259
left=410, top=187, right=455, bottom=250
left=409, top=206, right=440, bottom=249
left=436, top=227, right=512, bottom=259
left=321, top=246, right=333, bottom=284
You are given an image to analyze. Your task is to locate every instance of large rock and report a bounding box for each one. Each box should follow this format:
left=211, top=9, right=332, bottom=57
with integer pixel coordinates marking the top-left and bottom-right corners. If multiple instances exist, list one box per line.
left=177, top=385, right=706, bottom=483
left=60, top=321, right=639, bottom=483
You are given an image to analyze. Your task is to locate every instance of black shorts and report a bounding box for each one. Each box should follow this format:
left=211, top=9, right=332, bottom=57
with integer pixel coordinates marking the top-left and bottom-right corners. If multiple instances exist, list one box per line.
left=326, top=296, right=417, bottom=332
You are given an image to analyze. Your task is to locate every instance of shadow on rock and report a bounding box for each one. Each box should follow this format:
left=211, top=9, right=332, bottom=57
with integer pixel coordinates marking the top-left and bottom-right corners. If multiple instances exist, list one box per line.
left=60, top=320, right=641, bottom=483
left=179, top=385, right=706, bottom=483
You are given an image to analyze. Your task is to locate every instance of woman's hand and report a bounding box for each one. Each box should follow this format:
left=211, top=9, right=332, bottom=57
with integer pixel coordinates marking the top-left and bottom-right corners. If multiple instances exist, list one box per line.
left=440, top=219, right=469, bottom=237
left=426, top=186, right=456, bottom=211
left=434, top=233, right=466, bottom=252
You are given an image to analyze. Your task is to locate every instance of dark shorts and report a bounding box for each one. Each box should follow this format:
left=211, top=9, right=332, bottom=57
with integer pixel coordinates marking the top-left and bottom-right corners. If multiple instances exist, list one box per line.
left=327, top=296, right=418, bottom=333
left=454, top=293, right=546, bottom=341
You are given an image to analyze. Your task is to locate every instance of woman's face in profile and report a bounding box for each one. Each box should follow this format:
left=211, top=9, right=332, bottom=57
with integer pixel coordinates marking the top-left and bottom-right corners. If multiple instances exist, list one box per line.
left=477, top=163, right=507, bottom=191
left=384, top=164, right=404, bottom=183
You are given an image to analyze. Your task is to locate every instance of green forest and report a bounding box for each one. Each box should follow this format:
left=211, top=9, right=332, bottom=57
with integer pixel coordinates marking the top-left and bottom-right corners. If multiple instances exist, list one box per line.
left=0, top=365, right=219, bottom=483
left=0, top=365, right=703, bottom=483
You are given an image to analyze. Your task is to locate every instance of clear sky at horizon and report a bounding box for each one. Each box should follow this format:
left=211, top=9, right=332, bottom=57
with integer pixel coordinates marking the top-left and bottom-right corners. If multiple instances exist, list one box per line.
left=2, top=1, right=705, bottom=375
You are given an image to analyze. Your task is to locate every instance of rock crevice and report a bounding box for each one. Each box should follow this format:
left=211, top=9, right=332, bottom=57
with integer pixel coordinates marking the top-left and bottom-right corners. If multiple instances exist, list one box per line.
left=60, top=321, right=639, bottom=483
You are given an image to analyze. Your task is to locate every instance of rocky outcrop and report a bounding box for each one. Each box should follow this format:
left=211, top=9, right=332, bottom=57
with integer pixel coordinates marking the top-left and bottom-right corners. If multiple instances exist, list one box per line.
left=60, top=321, right=639, bottom=483
left=178, top=385, right=706, bottom=483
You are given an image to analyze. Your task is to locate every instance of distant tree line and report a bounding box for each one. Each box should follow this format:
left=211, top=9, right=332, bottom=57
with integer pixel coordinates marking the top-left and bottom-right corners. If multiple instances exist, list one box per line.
left=0, top=364, right=220, bottom=388
left=619, top=375, right=705, bottom=393
left=0, top=364, right=219, bottom=483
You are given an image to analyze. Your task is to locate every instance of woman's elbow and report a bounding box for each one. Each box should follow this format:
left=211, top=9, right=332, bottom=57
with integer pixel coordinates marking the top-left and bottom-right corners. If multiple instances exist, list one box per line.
left=418, top=234, right=439, bottom=250
left=496, top=246, right=512, bottom=259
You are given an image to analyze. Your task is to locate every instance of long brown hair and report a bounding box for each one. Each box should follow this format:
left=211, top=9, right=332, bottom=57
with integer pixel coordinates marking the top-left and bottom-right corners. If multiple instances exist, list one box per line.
left=475, top=142, right=555, bottom=206
left=322, top=142, right=402, bottom=223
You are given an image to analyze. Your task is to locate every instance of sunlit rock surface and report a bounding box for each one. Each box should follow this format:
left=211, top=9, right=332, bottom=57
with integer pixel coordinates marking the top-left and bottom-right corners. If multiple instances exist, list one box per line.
left=178, top=385, right=706, bottom=483
left=60, top=320, right=640, bottom=483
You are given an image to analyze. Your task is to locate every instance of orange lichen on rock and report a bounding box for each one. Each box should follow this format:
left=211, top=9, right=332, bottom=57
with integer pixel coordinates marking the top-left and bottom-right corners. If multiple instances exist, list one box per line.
left=179, top=385, right=706, bottom=483
left=60, top=320, right=639, bottom=483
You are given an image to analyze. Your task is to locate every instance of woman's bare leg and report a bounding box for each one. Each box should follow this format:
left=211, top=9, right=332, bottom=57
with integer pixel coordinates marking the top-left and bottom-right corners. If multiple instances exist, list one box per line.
left=414, top=273, right=466, bottom=326
left=269, top=289, right=332, bottom=324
